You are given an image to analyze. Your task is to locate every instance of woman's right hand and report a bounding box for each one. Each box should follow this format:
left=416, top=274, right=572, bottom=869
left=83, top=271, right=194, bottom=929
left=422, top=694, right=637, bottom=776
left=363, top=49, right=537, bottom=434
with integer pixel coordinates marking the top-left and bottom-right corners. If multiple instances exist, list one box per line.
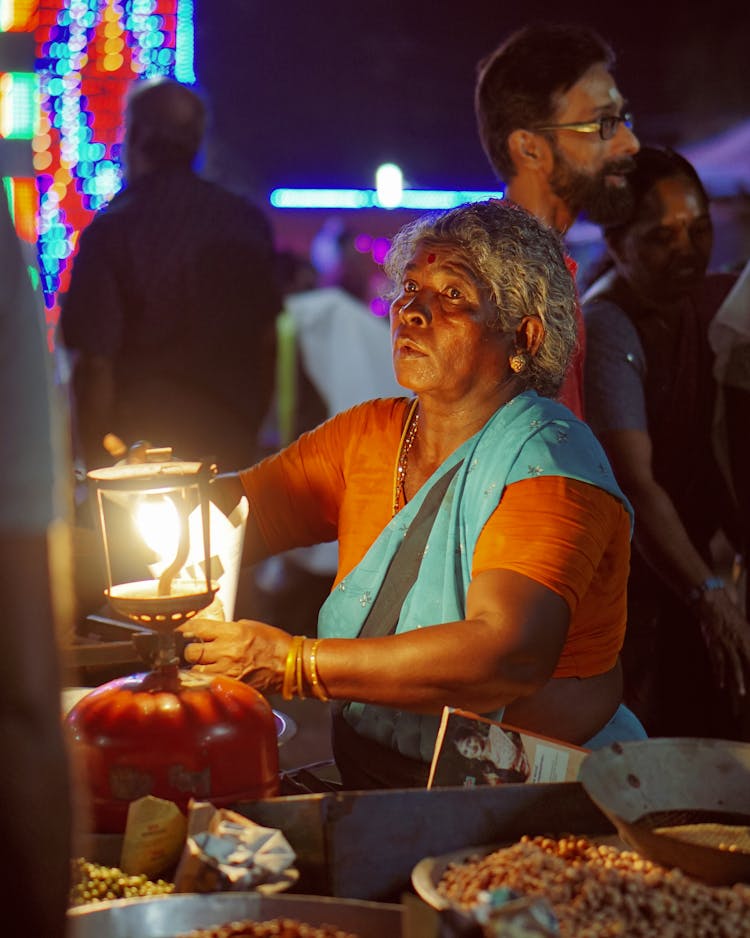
left=178, top=617, right=291, bottom=693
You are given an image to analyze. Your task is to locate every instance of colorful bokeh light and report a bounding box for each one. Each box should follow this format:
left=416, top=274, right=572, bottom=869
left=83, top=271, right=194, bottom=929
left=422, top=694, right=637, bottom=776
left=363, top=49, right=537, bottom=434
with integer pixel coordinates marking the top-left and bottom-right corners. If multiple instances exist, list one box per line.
left=0, top=0, right=195, bottom=348
left=0, top=71, right=38, bottom=136
left=0, top=0, right=38, bottom=31
left=270, top=187, right=504, bottom=211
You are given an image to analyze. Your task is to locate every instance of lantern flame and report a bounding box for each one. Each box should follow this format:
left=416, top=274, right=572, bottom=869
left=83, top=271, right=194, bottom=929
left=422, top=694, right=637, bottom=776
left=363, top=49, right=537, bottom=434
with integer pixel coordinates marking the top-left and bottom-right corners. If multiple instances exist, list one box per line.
left=135, top=496, right=180, bottom=569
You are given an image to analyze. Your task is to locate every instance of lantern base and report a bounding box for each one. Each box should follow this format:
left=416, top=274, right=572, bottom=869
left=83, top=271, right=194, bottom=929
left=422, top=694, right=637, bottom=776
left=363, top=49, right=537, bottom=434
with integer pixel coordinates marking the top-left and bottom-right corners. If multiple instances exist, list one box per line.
left=106, top=580, right=219, bottom=629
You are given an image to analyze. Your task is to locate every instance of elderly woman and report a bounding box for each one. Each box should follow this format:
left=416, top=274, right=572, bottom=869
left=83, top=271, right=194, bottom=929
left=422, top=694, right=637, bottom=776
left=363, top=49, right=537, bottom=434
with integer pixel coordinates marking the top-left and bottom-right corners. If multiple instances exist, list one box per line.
left=182, top=199, right=645, bottom=789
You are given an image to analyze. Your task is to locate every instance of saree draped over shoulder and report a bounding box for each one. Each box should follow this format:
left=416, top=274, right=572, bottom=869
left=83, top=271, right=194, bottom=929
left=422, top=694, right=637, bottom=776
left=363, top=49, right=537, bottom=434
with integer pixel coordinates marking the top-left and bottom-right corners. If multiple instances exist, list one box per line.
left=318, top=390, right=633, bottom=762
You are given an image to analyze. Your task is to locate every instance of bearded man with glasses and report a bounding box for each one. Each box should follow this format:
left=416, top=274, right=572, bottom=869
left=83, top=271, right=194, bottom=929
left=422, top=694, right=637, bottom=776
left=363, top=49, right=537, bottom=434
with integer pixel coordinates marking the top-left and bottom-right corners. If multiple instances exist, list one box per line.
left=475, top=22, right=640, bottom=418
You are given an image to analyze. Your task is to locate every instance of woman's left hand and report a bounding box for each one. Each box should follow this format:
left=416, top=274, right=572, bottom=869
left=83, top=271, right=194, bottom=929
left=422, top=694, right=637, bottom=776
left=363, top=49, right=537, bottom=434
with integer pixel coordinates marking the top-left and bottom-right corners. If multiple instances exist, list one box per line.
left=177, top=618, right=292, bottom=694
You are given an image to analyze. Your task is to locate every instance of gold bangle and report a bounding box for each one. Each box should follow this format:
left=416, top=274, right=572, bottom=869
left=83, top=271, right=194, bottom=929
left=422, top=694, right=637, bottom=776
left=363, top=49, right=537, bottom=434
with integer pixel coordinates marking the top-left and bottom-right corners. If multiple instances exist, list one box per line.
left=309, top=639, right=330, bottom=702
left=296, top=638, right=306, bottom=700
left=282, top=635, right=303, bottom=700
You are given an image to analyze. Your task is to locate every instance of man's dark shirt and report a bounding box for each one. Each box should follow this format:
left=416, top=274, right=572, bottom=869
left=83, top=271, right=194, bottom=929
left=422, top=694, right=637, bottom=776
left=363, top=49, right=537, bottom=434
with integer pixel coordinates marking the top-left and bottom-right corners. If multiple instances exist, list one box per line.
left=61, top=167, right=281, bottom=470
left=584, top=272, right=737, bottom=552
left=583, top=271, right=740, bottom=738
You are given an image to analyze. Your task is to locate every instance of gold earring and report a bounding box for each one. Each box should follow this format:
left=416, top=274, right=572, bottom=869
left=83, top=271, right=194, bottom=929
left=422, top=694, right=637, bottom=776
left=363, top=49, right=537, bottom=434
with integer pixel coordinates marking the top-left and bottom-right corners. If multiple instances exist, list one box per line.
left=509, top=352, right=527, bottom=374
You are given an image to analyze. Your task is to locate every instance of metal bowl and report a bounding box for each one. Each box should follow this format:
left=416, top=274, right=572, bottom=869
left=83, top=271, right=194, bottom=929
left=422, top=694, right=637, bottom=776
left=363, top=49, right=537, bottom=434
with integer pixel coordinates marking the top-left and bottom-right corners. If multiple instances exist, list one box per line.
left=67, top=892, right=403, bottom=938
left=579, top=737, right=750, bottom=885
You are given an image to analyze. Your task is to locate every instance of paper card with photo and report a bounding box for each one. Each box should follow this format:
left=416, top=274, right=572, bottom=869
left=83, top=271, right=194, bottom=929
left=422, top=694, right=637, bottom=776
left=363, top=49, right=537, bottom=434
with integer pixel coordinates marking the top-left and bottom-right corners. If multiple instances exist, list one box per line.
left=427, top=706, right=589, bottom=789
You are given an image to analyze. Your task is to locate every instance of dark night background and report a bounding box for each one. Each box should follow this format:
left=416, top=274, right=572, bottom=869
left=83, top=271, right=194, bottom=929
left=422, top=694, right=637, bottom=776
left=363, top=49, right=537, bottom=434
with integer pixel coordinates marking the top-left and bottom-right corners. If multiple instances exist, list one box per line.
left=193, top=1, right=750, bottom=199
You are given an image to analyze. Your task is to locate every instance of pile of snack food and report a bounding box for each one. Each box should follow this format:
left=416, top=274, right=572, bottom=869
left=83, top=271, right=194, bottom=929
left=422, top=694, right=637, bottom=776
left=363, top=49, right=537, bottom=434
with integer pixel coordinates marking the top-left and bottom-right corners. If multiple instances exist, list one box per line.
left=437, top=834, right=750, bottom=938
left=177, top=921, right=360, bottom=938
left=69, top=858, right=175, bottom=906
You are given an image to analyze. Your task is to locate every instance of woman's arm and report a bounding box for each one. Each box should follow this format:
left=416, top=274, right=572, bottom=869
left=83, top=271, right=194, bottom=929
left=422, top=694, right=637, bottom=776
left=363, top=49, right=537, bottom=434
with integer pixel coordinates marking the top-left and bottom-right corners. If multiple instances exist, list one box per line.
left=233, top=403, right=400, bottom=567
left=180, top=567, right=569, bottom=715
left=184, top=476, right=623, bottom=729
left=207, top=410, right=349, bottom=566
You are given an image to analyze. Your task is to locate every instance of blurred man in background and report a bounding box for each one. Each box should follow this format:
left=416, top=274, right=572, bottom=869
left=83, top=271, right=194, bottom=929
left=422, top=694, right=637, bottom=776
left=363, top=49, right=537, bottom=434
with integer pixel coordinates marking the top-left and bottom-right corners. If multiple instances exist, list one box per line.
left=583, top=146, right=750, bottom=739
left=1, top=194, right=72, bottom=937
left=475, top=22, right=640, bottom=417
left=60, top=77, right=280, bottom=473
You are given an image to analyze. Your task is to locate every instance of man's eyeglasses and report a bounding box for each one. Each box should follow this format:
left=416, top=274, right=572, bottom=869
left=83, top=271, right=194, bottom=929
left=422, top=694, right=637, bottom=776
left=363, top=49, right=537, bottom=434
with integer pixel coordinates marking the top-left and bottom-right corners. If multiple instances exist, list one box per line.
left=533, top=113, right=634, bottom=142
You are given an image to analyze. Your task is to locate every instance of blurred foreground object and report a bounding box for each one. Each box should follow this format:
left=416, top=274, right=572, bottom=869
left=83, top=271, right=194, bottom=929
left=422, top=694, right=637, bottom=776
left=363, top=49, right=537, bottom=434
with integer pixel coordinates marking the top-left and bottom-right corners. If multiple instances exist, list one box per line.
left=0, top=193, right=73, bottom=934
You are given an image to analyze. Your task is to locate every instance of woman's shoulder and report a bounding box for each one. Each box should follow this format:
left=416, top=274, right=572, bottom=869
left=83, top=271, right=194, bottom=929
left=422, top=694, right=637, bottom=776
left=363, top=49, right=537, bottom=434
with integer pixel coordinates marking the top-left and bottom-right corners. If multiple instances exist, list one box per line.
left=325, top=396, right=412, bottom=435
left=474, top=391, right=602, bottom=469
left=510, top=390, right=597, bottom=432
left=502, top=394, right=632, bottom=521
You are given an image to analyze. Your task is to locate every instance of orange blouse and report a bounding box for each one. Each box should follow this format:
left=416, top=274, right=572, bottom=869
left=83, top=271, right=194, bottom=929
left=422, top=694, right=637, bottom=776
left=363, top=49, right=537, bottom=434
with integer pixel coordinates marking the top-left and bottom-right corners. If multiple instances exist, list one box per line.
left=240, top=398, right=630, bottom=679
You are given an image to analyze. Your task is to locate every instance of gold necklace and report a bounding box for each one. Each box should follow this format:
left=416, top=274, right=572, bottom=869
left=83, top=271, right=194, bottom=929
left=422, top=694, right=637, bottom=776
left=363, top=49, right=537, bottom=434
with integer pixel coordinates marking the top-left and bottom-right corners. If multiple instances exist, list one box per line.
left=392, top=397, right=419, bottom=517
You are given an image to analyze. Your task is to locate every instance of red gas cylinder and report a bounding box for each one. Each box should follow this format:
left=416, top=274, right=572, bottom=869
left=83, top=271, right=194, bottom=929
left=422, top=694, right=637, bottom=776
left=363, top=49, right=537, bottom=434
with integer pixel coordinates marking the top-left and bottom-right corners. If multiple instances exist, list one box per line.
left=66, top=664, right=280, bottom=833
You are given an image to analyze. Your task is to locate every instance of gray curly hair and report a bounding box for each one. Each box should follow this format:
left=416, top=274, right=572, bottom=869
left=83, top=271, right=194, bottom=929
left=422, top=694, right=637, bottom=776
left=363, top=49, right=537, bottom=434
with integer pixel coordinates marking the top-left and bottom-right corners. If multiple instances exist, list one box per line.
left=383, top=199, right=578, bottom=397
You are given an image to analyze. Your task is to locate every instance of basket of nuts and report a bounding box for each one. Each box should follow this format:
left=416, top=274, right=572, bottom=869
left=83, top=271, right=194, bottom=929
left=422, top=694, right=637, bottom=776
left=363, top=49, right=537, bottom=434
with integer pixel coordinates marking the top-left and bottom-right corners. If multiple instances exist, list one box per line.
left=578, top=737, right=750, bottom=886
left=415, top=832, right=750, bottom=937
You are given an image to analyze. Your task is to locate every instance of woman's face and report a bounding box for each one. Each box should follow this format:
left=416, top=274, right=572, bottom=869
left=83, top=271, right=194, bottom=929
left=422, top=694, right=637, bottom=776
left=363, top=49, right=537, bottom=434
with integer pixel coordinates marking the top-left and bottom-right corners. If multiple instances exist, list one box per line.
left=389, top=243, right=512, bottom=400
left=456, top=734, right=484, bottom=760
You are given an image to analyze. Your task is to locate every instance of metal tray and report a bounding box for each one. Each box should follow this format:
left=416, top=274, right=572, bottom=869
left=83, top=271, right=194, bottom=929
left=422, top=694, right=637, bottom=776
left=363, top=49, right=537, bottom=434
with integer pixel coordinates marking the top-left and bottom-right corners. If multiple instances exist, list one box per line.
left=67, top=892, right=403, bottom=938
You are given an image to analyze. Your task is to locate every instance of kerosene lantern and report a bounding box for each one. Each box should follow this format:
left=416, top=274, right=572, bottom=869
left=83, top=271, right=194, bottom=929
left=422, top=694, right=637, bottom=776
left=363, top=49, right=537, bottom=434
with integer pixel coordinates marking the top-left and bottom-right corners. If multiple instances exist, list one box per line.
left=66, top=451, right=279, bottom=834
